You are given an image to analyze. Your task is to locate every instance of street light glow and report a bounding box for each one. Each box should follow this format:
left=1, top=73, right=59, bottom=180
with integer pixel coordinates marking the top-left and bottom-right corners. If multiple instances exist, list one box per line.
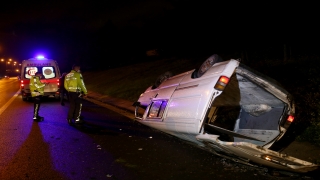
left=1, top=58, right=20, bottom=77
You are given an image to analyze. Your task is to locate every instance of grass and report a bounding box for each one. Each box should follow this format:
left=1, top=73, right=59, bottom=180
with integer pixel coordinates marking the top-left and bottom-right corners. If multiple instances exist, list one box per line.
left=83, top=57, right=204, bottom=102
left=83, top=55, right=320, bottom=146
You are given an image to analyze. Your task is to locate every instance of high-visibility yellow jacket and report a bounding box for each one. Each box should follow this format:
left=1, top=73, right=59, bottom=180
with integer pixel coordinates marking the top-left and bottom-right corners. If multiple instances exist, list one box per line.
left=29, top=75, right=45, bottom=97
left=64, top=70, right=88, bottom=94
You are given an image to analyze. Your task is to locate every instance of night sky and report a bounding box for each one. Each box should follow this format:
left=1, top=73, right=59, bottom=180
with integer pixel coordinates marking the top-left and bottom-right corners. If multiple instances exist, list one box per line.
left=1, top=0, right=319, bottom=70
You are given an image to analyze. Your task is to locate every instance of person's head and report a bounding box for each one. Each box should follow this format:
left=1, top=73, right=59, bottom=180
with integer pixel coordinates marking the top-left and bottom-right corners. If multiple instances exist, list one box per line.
left=35, top=72, right=43, bottom=78
left=72, top=64, right=81, bottom=72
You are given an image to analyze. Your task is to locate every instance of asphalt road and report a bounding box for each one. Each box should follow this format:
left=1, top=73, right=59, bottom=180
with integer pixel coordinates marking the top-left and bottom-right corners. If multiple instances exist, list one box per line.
left=0, top=78, right=318, bottom=180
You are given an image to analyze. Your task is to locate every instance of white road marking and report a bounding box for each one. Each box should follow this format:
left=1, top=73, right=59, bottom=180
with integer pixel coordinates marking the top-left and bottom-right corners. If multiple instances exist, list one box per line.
left=0, top=90, right=20, bottom=116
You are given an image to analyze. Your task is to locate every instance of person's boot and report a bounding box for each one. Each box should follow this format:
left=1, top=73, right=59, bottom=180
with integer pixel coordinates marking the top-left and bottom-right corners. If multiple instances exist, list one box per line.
left=33, top=104, right=43, bottom=122
left=67, top=118, right=72, bottom=125
left=74, top=118, right=84, bottom=124
left=33, top=103, right=39, bottom=121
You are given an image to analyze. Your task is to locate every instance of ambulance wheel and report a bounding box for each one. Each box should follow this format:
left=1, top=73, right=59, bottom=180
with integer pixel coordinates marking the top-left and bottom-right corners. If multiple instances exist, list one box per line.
left=193, top=54, right=223, bottom=78
left=22, top=96, right=30, bottom=101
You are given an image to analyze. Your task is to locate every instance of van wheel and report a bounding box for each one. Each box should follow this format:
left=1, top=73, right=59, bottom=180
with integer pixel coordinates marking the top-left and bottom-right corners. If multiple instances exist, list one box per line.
left=193, top=54, right=223, bottom=78
left=152, top=71, right=173, bottom=89
left=23, top=97, right=31, bottom=102
left=21, top=93, right=28, bottom=101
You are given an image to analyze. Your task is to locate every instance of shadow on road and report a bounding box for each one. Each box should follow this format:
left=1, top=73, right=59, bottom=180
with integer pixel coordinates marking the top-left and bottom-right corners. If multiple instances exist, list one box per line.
left=69, top=121, right=120, bottom=136
left=0, top=122, right=67, bottom=179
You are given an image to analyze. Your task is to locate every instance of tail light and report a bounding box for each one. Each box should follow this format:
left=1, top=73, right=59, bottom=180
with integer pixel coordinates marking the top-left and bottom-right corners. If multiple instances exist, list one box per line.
left=283, top=114, right=294, bottom=129
left=214, top=76, right=230, bottom=91
left=57, top=79, right=60, bottom=86
left=21, top=80, right=24, bottom=87
left=287, top=115, right=294, bottom=123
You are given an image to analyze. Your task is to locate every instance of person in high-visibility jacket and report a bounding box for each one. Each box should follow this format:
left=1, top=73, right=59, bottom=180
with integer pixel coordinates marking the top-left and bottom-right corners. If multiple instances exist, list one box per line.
left=64, top=64, right=88, bottom=124
left=29, top=72, right=47, bottom=121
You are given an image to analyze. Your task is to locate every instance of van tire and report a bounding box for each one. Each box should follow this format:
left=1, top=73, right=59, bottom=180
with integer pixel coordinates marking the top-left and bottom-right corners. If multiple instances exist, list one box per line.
left=193, top=54, right=223, bottom=78
left=21, top=93, right=28, bottom=101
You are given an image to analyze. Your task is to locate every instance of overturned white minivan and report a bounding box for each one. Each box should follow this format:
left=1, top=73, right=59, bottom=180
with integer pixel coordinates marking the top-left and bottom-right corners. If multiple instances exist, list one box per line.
left=133, top=54, right=318, bottom=173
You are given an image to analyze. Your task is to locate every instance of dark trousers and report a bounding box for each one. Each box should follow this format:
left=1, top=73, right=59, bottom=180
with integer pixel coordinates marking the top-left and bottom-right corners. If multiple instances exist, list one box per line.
left=33, top=96, right=42, bottom=118
left=68, top=92, right=82, bottom=120
left=60, top=89, right=68, bottom=103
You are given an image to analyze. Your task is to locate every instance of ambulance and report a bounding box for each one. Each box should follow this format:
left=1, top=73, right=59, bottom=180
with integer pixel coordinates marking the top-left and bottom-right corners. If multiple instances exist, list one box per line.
left=20, top=56, right=61, bottom=101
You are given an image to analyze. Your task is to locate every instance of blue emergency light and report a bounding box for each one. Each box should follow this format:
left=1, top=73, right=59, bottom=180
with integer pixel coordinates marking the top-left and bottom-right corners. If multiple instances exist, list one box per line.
left=36, top=55, right=45, bottom=59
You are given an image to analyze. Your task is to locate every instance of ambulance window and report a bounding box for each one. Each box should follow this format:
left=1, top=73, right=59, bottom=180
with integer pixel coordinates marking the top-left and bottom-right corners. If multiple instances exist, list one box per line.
left=147, top=100, right=168, bottom=119
left=42, top=67, right=56, bottom=79
left=25, top=67, right=39, bottom=79
left=24, top=66, right=56, bottom=79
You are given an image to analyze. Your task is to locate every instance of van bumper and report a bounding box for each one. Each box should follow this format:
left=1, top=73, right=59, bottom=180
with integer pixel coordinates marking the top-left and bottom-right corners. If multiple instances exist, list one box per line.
left=44, top=91, right=60, bottom=99
left=21, top=90, right=60, bottom=100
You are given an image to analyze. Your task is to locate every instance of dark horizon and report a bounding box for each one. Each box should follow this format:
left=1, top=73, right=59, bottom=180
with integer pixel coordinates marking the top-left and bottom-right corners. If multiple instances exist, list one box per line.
left=1, top=1, right=319, bottom=70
